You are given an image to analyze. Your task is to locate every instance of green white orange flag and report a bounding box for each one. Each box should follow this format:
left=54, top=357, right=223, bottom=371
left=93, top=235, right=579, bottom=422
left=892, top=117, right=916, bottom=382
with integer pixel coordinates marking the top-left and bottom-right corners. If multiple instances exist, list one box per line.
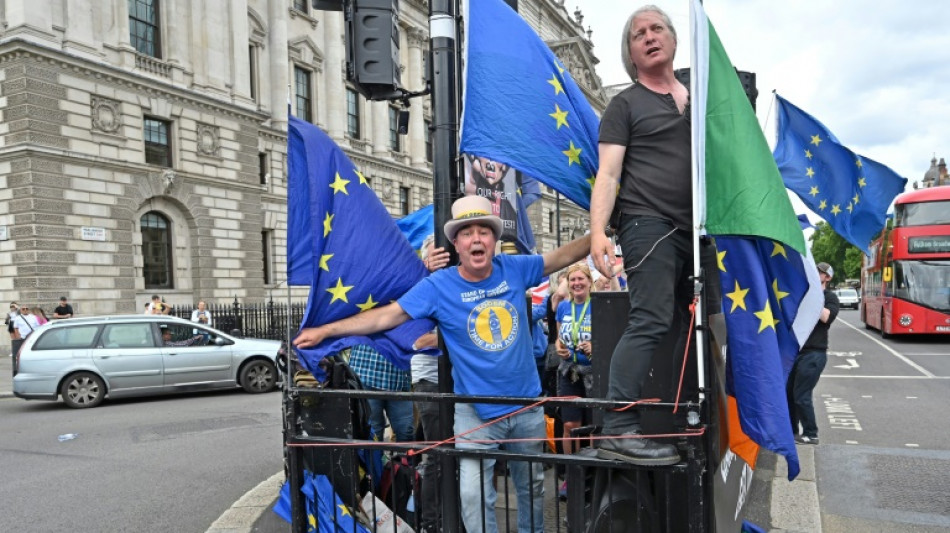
left=689, top=0, right=805, bottom=254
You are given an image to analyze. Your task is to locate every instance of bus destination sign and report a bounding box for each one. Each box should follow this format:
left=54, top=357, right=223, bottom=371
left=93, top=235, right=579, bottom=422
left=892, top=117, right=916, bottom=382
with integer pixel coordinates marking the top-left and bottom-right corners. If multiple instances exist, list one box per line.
left=908, top=236, right=950, bottom=254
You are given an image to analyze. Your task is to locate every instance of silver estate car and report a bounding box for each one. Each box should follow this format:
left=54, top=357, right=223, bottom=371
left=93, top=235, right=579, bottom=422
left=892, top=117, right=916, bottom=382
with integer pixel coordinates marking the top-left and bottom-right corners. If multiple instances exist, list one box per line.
left=835, top=288, right=860, bottom=310
left=13, top=315, right=282, bottom=408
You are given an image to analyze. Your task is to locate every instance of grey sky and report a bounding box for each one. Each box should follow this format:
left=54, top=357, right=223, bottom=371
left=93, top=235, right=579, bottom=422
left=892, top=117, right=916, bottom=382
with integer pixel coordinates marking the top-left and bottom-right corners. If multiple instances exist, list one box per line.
left=575, top=0, right=950, bottom=188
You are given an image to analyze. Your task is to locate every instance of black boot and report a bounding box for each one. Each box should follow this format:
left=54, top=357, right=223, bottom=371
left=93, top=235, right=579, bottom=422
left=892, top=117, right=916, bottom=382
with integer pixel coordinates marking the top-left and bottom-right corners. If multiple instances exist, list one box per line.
left=596, top=431, right=680, bottom=465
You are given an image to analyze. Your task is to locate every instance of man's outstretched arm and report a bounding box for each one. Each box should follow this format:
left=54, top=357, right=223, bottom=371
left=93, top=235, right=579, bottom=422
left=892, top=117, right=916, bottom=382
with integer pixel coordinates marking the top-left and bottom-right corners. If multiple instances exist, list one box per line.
left=292, top=302, right=410, bottom=349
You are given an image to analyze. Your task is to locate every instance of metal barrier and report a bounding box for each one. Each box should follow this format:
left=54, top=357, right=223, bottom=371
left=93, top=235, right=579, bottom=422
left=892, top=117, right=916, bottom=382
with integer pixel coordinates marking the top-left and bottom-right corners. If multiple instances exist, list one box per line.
left=167, top=299, right=307, bottom=340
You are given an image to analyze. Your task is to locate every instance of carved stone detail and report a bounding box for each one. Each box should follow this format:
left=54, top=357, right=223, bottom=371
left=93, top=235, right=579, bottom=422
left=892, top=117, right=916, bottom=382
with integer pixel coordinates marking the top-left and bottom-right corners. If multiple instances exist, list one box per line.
left=91, top=96, right=122, bottom=133
left=196, top=123, right=220, bottom=157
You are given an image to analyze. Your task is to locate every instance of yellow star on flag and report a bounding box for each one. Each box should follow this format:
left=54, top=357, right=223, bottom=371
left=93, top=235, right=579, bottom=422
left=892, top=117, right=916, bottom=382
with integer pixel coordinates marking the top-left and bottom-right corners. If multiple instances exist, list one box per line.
left=810, top=134, right=822, bottom=146
left=330, top=172, right=350, bottom=195
left=726, top=280, right=749, bottom=312
left=855, top=158, right=863, bottom=168
left=806, top=167, right=815, bottom=178
left=771, top=242, right=788, bottom=260
left=326, top=278, right=354, bottom=304
left=355, top=169, right=369, bottom=185
left=547, top=75, right=564, bottom=95
left=323, top=212, right=334, bottom=237
left=556, top=62, right=565, bottom=75
left=754, top=301, right=778, bottom=333
left=772, top=279, right=789, bottom=308
left=858, top=177, right=867, bottom=188
left=549, top=104, right=569, bottom=129
left=319, top=253, right=333, bottom=272
left=818, top=199, right=827, bottom=210
left=717, top=250, right=727, bottom=272
left=562, top=141, right=581, bottom=166
left=852, top=193, right=860, bottom=204
left=846, top=202, right=854, bottom=213
left=804, top=149, right=813, bottom=159
left=338, top=503, right=351, bottom=517
left=809, top=186, right=819, bottom=197
left=356, top=294, right=379, bottom=312
left=831, top=204, right=842, bottom=216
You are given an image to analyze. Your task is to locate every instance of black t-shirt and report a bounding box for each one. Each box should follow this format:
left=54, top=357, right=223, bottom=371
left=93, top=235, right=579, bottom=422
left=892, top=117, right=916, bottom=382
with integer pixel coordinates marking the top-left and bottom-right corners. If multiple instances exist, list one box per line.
left=599, top=83, right=692, bottom=230
left=801, top=289, right=839, bottom=352
left=53, top=304, right=73, bottom=318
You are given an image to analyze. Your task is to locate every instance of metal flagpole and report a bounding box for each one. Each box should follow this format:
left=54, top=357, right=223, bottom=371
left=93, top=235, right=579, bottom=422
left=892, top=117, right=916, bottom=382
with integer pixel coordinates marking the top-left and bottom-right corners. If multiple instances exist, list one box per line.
left=689, top=0, right=707, bottom=410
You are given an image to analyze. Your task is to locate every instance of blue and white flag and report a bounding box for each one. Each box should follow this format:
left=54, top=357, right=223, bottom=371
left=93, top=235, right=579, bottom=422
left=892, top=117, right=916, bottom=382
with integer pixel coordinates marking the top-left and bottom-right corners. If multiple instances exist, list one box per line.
left=287, top=116, right=435, bottom=377
left=773, top=95, right=907, bottom=254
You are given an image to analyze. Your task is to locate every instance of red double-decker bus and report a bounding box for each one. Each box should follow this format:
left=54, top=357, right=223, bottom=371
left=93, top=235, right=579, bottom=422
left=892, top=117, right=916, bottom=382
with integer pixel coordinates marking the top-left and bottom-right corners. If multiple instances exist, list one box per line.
left=861, top=186, right=950, bottom=336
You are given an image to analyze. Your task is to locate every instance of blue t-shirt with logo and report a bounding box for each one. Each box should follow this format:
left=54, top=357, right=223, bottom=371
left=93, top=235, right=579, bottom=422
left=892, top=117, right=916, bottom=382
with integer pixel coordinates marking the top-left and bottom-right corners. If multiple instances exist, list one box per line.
left=398, top=254, right=544, bottom=420
left=556, top=299, right=592, bottom=366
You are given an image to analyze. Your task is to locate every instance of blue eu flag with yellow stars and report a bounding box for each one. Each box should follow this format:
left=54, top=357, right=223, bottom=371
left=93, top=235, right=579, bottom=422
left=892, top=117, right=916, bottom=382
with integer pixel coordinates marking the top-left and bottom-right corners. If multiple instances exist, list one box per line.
left=287, top=116, right=435, bottom=377
left=273, top=471, right=371, bottom=532
left=460, top=0, right=600, bottom=210
left=773, top=94, right=907, bottom=254
left=715, top=235, right=824, bottom=480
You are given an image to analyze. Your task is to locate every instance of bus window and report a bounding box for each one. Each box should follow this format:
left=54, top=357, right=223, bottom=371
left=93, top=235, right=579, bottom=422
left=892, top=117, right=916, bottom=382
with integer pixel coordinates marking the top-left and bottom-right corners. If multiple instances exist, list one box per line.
left=893, top=260, right=950, bottom=312
left=898, top=200, right=950, bottom=227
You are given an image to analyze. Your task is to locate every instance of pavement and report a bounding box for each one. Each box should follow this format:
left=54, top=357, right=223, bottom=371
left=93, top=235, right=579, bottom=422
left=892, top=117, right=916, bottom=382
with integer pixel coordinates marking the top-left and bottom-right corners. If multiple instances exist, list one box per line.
left=0, top=354, right=821, bottom=532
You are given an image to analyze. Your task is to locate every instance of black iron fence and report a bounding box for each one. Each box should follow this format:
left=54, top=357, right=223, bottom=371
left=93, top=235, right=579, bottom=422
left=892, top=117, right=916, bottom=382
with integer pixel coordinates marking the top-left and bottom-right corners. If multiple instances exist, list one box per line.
left=167, top=299, right=308, bottom=341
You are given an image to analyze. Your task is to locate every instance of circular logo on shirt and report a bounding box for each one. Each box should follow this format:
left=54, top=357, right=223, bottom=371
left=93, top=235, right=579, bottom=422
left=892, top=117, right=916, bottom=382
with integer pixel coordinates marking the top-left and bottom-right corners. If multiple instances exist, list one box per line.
left=467, top=300, right=519, bottom=351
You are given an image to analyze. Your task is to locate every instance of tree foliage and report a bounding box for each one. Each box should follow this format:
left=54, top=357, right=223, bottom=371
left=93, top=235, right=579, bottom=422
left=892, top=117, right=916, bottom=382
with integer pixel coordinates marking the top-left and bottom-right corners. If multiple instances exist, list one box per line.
left=809, top=221, right=863, bottom=283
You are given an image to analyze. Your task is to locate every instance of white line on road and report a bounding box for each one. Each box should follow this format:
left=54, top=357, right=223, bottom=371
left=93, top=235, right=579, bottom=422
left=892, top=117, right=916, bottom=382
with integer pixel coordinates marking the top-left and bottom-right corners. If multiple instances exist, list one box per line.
left=906, top=444, right=920, bottom=448
left=846, top=440, right=859, bottom=444
left=823, top=375, right=950, bottom=379
left=837, top=319, right=936, bottom=377
left=903, top=353, right=950, bottom=357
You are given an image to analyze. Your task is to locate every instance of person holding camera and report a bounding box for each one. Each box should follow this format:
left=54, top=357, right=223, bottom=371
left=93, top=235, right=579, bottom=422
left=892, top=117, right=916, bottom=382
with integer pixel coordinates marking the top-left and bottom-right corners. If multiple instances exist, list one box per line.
left=190, top=300, right=213, bottom=328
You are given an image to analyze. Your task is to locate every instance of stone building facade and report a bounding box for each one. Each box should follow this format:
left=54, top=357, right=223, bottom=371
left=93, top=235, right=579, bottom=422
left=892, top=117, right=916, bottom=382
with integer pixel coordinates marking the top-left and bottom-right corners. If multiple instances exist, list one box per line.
left=0, top=0, right=605, bottom=316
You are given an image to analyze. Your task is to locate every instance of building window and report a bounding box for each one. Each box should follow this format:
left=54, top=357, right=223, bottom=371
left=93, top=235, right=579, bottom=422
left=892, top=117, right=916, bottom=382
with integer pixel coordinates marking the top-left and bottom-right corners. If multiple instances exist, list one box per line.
left=262, top=230, right=274, bottom=285
left=249, top=45, right=258, bottom=101
left=259, top=152, right=268, bottom=185
left=399, top=187, right=410, bottom=216
left=346, top=88, right=361, bottom=139
left=389, top=106, right=400, bottom=152
left=292, top=0, right=308, bottom=13
left=144, top=117, right=172, bottom=167
left=424, top=119, right=433, bottom=162
left=548, top=211, right=555, bottom=233
left=141, top=212, right=173, bottom=289
left=129, top=0, right=161, bottom=58
left=294, top=66, right=312, bottom=122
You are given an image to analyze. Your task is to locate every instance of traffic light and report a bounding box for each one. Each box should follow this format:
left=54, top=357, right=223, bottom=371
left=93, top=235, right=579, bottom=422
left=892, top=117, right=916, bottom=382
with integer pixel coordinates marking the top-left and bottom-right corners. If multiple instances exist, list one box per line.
left=344, top=0, right=403, bottom=100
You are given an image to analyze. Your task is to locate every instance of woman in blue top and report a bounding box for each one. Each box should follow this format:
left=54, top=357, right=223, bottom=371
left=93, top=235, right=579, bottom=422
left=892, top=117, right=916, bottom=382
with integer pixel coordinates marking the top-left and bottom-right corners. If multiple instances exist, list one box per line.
left=555, top=262, right=594, bottom=455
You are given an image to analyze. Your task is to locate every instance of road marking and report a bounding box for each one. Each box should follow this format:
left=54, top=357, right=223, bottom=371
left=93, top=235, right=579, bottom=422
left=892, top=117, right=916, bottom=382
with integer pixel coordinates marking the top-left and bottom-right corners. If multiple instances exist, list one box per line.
left=906, top=396, right=917, bottom=399
left=829, top=350, right=863, bottom=357
left=825, top=397, right=863, bottom=431
left=904, top=353, right=950, bottom=356
left=837, top=319, right=936, bottom=377
left=846, top=440, right=859, bottom=445
left=906, top=444, right=920, bottom=448
left=861, top=395, right=872, bottom=398
left=834, top=358, right=859, bottom=369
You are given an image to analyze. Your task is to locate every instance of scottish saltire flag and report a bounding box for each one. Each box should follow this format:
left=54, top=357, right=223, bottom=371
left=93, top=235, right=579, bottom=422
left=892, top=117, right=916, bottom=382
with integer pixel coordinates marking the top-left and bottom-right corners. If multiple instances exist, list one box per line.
left=460, top=0, right=599, bottom=211
left=773, top=95, right=907, bottom=254
left=396, top=204, right=434, bottom=253
left=689, top=0, right=805, bottom=254
left=287, top=116, right=435, bottom=377
left=716, top=236, right=822, bottom=480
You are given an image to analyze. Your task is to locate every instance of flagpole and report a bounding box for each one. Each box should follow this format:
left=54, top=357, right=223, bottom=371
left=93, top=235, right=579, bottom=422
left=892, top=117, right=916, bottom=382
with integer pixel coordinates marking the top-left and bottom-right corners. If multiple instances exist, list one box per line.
left=689, top=0, right=708, bottom=412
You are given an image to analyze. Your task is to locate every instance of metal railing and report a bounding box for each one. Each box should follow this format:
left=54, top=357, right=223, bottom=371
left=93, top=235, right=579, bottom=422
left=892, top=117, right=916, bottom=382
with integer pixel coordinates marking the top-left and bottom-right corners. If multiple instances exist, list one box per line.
left=167, top=299, right=307, bottom=341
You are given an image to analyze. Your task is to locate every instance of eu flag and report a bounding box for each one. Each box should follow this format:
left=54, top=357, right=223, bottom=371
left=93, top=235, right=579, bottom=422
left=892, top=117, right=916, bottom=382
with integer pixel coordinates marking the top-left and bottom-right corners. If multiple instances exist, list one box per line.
left=773, top=95, right=907, bottom=254
left=396, top=204, right=434, bottom=253
left=287, top=116, right=435, bottom=377
left=460, top=0, right=599, bottom=210
left=716, top=235, right=823, bottom=480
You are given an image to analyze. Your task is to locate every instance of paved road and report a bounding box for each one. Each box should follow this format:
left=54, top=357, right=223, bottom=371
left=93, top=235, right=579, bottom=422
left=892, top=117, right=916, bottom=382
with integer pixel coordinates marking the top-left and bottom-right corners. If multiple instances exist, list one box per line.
left=0, top=380, right=283, bottom=533
left=810, top=310, right=950, bottom=531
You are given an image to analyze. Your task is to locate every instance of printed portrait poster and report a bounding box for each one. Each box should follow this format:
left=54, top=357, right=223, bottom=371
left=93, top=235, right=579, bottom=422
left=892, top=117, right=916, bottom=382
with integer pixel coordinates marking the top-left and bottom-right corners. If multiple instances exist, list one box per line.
left=463, top=154, right=518, bottom=242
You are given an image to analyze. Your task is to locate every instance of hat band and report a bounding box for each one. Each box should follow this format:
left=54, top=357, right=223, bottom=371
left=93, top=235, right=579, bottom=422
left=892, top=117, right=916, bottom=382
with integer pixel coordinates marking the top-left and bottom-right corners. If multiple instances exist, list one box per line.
left=455, top=209, right=491, bottom=220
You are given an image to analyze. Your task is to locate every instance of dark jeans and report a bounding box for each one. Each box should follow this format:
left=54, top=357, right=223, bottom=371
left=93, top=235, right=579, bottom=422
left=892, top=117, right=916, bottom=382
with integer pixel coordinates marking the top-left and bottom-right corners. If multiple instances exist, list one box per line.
left=787, top=350, right=828, bottom=439
left=413, top=379, right=442, bottom=530
left=603, top=215, right=719, bottom=434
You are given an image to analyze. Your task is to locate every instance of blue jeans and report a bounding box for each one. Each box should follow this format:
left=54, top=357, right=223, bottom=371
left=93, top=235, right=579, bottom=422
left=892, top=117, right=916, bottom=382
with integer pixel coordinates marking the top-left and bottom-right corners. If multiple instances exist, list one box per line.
left=787, top=350, right=828, bottom=439
left=455, top=403, right=545, bottom=533
left=366, top=391, right=414, bottom=442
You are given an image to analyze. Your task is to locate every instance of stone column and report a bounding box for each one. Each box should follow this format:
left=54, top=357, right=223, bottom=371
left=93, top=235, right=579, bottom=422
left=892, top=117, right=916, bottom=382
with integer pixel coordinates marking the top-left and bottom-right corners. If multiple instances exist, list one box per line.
left=323, top=11, right=346, bottom=140
left=373, top=101, right=391, bottom=156
left=229, top=0, right=254, bottom=104
left=268, top=0, right=289, bottom=129
left=407, top=27, right=427, bottom=167
left=63, top=0, right=98, bottom=59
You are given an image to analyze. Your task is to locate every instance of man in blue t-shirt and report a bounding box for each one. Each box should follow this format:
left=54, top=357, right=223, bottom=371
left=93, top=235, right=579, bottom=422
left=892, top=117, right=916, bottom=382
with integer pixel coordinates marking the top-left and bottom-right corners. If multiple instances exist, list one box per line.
left=294, top=195, right=590, bottom=533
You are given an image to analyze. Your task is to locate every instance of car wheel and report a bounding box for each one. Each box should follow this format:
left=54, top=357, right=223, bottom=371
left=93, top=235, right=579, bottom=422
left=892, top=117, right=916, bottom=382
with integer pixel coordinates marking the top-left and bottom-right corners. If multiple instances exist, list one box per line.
left=240, top=359, right=277, bottom=393
left=61, top=372, right=106, bottom=408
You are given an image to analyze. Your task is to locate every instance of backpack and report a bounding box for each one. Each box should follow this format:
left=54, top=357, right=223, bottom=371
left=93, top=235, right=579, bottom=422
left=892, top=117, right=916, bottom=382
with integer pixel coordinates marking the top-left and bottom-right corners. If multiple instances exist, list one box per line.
left=379, top=454, right=418, bottom=522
